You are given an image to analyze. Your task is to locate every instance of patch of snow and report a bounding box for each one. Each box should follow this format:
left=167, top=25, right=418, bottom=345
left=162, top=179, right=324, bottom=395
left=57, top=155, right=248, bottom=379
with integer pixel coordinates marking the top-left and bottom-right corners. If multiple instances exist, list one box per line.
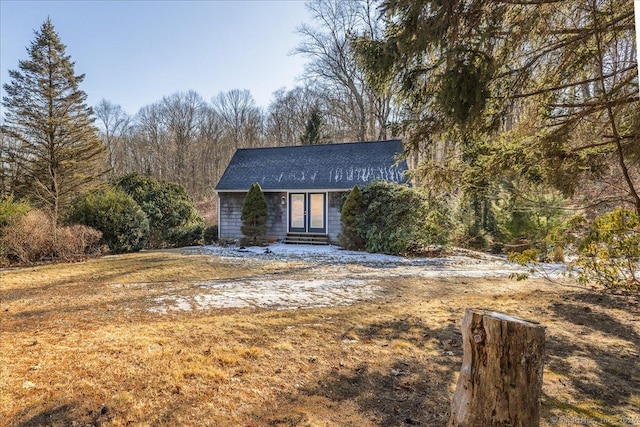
left=145, top=244, right=570, bottom=315
left=148, top=296, right=192, bottom=314
left=187, top=243, right=568, bottom=278
left=148, top=278, right=381, bottom=313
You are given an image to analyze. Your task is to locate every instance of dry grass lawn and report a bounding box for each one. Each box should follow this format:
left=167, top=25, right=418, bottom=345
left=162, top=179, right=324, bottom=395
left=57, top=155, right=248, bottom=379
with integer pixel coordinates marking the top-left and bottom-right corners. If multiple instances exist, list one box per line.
left=1, top=250, right=639, bottom=426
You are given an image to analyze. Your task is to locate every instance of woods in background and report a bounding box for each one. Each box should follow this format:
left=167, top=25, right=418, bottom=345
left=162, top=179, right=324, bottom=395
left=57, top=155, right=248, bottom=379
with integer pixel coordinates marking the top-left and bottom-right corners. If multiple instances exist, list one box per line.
left=1, top=1, right=638, bottom=277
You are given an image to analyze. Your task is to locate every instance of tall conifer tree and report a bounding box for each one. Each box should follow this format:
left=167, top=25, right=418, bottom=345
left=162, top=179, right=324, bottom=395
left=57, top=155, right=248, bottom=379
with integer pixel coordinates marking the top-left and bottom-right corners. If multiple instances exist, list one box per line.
left=356, top=0, right=639, bottom=214
left=300, top=107, right=324, bottom=145
left=241, top=183, right=268, bottom=245
left=1, top=18, right=106, bottom=225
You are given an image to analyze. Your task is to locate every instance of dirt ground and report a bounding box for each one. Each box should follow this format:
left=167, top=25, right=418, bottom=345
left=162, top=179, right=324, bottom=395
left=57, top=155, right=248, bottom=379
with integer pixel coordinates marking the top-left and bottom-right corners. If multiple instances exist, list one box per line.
left=1, top=247, right=639, bottom=426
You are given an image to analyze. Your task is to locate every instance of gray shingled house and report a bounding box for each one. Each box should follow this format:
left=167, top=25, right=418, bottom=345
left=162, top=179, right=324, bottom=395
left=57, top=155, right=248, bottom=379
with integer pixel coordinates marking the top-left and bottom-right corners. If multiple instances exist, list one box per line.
left=215, top=139, right=409, bottom=244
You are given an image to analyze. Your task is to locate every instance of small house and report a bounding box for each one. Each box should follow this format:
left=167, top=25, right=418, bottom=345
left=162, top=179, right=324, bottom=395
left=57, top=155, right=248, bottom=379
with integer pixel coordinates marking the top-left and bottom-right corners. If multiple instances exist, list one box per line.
left=215, top=139, right=409, bottom=244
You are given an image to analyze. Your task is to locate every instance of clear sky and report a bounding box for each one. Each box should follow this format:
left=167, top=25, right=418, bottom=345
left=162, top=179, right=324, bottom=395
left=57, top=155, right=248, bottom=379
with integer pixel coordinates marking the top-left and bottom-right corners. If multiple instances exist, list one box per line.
left=0, top=0, right=310, bottom=115
left=1, top=1, right=639, bottom=116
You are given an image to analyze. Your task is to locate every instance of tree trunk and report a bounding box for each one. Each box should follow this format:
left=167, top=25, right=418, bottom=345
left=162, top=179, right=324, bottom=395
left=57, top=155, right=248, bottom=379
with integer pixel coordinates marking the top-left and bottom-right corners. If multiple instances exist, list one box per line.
left=448, top=309, right=545, bottom=427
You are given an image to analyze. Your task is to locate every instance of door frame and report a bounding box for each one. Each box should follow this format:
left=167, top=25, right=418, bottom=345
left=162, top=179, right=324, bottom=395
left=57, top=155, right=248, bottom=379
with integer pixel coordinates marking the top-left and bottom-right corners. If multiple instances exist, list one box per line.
left=288, top=193, right=307, bottom=233
left=288, top=192, right=327, bottom=234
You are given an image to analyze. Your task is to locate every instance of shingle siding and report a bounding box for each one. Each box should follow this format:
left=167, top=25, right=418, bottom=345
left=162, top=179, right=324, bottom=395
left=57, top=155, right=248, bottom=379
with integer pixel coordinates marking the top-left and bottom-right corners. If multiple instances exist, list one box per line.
left=328, top=191, right=345, bottom=244
left=265, top=192, right=287, bottom=239
left=219, top=192, right=287, bottom=240
left=219, top=193, right=245, bottom=239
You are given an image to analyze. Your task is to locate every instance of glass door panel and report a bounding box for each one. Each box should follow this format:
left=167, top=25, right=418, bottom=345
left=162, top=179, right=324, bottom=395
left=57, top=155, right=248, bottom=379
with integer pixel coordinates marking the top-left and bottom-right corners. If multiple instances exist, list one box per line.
left=308, top=193, right=326, bottom=233
left=290, top=193, right=306, bottom=231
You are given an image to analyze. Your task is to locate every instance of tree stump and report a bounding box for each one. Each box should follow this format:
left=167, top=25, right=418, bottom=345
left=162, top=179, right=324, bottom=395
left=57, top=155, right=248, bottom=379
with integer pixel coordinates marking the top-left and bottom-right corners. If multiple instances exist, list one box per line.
left=448, top=309, right=546, bottom=427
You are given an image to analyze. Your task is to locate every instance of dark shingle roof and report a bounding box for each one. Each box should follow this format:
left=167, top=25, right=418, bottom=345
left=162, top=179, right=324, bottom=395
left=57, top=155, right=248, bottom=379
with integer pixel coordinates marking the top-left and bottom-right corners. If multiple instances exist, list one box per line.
left=215, top=139, right=408, bottom=191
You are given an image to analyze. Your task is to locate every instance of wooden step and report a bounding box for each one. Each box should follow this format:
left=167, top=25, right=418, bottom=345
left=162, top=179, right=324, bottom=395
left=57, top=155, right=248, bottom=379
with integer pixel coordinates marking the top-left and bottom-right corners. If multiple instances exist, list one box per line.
left=284, top=233, right=329, bottom=245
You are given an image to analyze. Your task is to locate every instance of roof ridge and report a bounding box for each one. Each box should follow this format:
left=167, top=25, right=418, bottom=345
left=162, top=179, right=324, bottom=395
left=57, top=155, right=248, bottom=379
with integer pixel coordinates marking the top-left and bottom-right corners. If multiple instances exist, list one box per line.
left=234, top=138, right=402, bottom=153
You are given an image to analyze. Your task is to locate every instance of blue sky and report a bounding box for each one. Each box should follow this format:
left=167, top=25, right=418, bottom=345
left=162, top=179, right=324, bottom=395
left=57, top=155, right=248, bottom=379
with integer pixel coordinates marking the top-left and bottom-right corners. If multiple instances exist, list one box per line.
left=0, top=0, right=310, bottom=114
left=2, top=1, right=639, bottom=116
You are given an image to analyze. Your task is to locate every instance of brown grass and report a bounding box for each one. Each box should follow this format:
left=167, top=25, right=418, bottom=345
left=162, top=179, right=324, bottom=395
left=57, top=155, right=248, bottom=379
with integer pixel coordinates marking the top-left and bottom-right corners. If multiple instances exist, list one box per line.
left=1, top=250, right=639, bottom=426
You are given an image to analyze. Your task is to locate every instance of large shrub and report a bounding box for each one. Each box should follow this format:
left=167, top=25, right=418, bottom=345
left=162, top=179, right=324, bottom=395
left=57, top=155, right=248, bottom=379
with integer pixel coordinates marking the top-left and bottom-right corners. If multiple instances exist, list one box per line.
left=241, top=183, right=268, bottom=245
left=511, top=207, right=640, bottom=290
left=346, top=181, right=451, bottom=256
left=1, top=209, right=102, bottom=264
left=557, top=208, right=640, bottom=291
left=112, top=173, right=204, bottom=248
left=492, top=183, right=566, bottom=253
left=1, top=209, right=53, bottom=263
left=339, top=185, right=366, bottom=250
left=0, top=195, right=31, bottom=262
left=67, top=188, right=149, bottom=254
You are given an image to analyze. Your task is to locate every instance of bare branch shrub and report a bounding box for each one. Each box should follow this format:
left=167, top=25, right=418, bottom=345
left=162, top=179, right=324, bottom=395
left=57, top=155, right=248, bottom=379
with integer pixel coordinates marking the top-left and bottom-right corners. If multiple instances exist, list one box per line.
left=1, top=210, right=54, bottom=263
left=0, top=210, right=102, bottom=265
left=56, top=225, right=103, bottom=261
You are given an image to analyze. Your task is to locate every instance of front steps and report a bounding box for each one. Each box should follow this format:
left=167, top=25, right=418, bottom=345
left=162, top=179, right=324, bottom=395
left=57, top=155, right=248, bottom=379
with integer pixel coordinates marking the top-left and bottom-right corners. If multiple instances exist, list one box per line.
left=284, top=233, right=329, bottom=245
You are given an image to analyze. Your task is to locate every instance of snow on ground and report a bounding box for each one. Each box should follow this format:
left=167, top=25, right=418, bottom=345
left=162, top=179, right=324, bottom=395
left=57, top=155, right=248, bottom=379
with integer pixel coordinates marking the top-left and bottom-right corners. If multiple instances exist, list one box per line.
left=148, top=243, right=568, bottom=314
left=148, top=278, right=380, bottom=314
left=189, top=243, right=567, bottom=279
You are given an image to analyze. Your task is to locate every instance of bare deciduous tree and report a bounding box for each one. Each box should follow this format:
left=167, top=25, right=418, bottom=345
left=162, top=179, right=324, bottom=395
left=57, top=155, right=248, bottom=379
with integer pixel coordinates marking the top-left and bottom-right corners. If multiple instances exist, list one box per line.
left=265, top=85, right=322, bottom=146
left=295, top=0, right=392, bottom=142
left=94, top=99, right=131, bottom=175
left=211, top=89, right=263, bottom=150
left=160, top=90, right=206, bottom=189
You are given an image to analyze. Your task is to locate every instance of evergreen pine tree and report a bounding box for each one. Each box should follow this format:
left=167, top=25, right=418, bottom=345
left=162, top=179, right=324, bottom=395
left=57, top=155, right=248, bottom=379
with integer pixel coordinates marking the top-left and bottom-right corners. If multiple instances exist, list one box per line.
left=241, top=183, right=268, bottom=245
left=339, top=185, right=366, bottom=250
left=300, top=107, right=324, bottom=145
left=1, top=18, right=106, bottom=226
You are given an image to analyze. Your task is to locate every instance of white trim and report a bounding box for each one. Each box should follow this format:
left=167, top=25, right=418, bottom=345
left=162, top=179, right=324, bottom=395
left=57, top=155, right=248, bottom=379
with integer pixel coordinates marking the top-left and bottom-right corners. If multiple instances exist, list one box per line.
left=216, top=192, right=221, bottom=240
left=325, top=192, right=330, bottom=237
left=285, top=191, right=289, bottom=234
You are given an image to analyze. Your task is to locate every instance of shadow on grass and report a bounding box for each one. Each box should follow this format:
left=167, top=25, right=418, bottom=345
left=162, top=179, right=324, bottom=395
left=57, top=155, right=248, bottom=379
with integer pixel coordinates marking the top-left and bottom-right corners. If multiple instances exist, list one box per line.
left=544, top=292, right=640, bottom=418
left=256, top=315, right=461, bottom=426
left=14, top=403, right=111, bottom=427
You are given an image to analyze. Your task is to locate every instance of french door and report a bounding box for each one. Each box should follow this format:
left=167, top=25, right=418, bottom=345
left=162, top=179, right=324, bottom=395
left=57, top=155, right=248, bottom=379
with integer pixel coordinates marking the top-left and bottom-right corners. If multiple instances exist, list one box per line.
left=289, top=193, right=326, bottom=233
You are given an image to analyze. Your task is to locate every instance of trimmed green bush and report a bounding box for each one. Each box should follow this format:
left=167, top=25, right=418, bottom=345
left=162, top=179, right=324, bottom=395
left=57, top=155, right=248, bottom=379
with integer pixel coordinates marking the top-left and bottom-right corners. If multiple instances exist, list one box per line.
left=112, top=173, right=204, bottom=248
left=241, top=183, right=268, bottom=245
left=348, top=181, right=451, bottom=256
left=339, top=185, right=366, bottom=250
left=67, top=188, right=149, bottom=253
